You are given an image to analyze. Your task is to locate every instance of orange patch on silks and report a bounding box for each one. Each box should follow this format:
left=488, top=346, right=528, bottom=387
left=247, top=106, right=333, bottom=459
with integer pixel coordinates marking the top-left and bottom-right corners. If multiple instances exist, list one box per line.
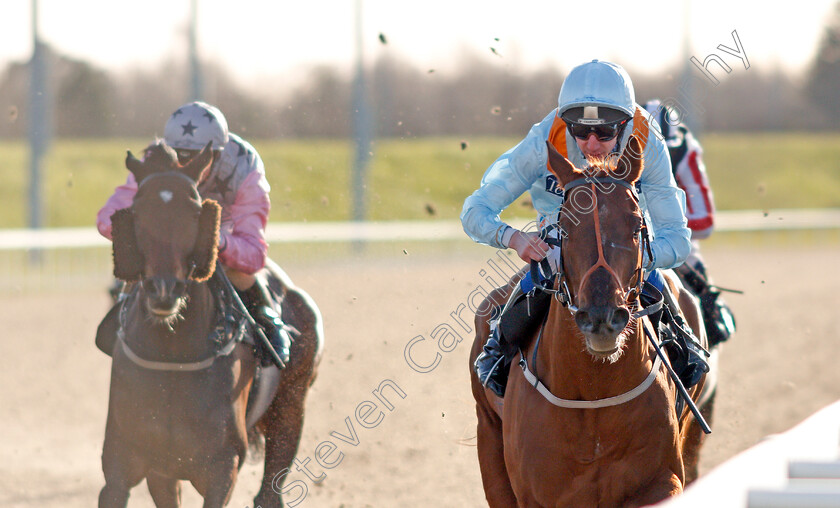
left=631, top=107, right=650, bottom=153
left=547, top=113, right=569, bottom=172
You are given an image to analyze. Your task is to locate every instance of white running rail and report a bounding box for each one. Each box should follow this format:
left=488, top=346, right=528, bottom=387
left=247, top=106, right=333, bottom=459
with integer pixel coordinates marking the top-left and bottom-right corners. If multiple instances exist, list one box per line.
left=1, top=209, right=839, bottom=251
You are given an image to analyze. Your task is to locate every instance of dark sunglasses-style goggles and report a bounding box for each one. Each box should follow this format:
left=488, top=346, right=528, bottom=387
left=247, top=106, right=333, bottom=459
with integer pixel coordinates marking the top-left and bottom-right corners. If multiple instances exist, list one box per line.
left=566, top=118, right=629, bottom=141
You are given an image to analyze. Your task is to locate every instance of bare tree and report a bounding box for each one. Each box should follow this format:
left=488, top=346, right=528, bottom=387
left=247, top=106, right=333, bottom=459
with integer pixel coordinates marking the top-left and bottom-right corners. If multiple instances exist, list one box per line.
left=806, top=1, right=840, bottom=126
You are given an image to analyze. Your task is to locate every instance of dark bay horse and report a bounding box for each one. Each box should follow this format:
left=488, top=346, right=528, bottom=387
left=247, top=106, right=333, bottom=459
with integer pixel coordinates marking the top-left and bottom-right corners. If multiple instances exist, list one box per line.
left=468, top=136, right=715, bottom=507
left=99, top=141, right=323, bottom=507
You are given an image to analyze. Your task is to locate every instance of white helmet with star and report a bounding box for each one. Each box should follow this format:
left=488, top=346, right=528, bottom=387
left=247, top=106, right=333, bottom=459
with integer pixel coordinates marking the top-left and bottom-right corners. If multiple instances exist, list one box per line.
left=164, top=101, right=229, bottom=152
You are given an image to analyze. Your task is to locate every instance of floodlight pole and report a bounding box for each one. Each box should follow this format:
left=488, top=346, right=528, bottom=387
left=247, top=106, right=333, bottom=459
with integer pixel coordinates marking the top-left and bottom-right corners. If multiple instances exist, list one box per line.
left=351, top=0, right=372, bottom=225
left=681, top=0, right=700, bottom=135
left=189, top=0, right=204, bottom=100
left=28, top=0, right=50, bottom=237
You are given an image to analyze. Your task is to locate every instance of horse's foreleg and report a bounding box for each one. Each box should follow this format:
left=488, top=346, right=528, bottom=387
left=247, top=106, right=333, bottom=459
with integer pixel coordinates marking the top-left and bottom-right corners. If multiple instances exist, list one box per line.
left=627, top=471, right=683, bottom=507
left=681, top=389, right=716, bottom=484
left=98, top=484, right=131, bottom=508
left=470, top=299, right=518, bottom=508
left=474, top=399, right=518, bottom=507
left=99, top=416, right=147, bottom=508
left=147, top=472, right=182, bottom=507
left=191, top=453, right=239, bottom=508
left=672, top=283, right=714, bottom=483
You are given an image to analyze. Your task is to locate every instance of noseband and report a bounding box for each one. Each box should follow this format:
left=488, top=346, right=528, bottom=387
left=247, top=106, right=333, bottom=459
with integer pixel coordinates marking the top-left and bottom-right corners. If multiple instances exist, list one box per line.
left=531, top=176, right=653, bottom=314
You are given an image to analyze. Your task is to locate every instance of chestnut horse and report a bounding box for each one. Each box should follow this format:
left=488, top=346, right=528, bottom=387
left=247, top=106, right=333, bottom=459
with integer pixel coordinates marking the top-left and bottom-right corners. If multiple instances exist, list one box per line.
left=468, top=136, right=715, bottom=507
left=99, top=141, right=323, bottom=508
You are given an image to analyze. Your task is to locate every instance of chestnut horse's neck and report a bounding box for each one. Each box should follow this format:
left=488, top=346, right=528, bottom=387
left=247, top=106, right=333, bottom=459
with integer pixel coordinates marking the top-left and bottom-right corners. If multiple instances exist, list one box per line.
left=529, top=302, right=655, bottom=402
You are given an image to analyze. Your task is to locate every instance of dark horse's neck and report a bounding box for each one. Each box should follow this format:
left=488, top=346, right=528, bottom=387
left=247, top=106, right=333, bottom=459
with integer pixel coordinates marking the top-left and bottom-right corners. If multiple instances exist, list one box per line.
left=533, top=301, right=652, bottom=402
left=123, top=281, right=218, bottom=362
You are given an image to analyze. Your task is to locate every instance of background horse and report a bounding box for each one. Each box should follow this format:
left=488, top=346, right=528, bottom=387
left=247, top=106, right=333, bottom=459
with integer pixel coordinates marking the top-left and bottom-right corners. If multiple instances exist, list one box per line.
left=468, top=136, right=714, bottom=507
left=99, top=141, right=323, bottom=508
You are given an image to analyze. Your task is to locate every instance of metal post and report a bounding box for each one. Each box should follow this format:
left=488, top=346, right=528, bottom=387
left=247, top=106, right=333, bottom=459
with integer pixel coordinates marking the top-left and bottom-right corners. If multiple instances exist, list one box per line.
left=189, top=0, right=203, bottom=100
left=351, top=0, right=371, bottom=225
left=681, top=0, right=701, bottom=135
left=28, top=0, right=50, bottom=262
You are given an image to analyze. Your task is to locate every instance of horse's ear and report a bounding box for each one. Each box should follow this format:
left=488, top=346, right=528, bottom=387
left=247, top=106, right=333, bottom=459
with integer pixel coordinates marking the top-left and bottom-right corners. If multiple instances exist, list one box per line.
left=190, top=199, right=220, bottom=282
left=615, top=135, right=644, bottom=183
left=545, top=140, right=581, bottom=187
left=125, top=150, right=153, bottom=184
left=111, top=208, right=144, bottom=282
left=181, top=141, right=214, bottom=182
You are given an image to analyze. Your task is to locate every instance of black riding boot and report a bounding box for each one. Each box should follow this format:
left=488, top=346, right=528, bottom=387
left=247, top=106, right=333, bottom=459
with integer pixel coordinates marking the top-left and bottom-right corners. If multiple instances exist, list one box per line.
left=474, top=326, right=511, bottom=398
left=675, top=262, right=737, bottom=348
left=96, top=281, right=137, bottom=357
left=238, top=281, right=291, bottom=368
left=474, top=282, right=553, bottom=398
left=644, top=278, right=709, bottom=391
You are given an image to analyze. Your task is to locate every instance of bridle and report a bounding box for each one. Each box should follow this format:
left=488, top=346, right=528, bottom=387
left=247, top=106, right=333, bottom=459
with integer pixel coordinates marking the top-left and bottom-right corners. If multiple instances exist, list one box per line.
left=519, top=173, right=711, bottom=429
left=530, top=175, right=653, bottom=316
left=517, top=175, right=665, bottom=410
left=133, top=170, right=202, bottom=300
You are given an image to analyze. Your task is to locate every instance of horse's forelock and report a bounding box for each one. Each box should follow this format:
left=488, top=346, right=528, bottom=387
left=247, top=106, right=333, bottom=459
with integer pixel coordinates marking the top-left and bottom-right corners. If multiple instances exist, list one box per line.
left=583, top=154, right=620, bottom=177
left=141, top=139, right=180, bottom=171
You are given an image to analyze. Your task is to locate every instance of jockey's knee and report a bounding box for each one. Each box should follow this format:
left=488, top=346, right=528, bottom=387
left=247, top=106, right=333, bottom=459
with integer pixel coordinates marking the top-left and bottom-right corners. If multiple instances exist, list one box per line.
left=475, top=269, right=526, bottom=326
left=645, top=269, right=666, bottom=294
left=224, top=267, right=256, bottom=291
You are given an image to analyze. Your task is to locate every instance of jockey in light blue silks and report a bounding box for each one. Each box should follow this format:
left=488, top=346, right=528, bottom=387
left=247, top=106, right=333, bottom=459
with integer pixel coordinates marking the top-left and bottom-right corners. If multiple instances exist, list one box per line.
left=461, top=59, right=693, bottom=397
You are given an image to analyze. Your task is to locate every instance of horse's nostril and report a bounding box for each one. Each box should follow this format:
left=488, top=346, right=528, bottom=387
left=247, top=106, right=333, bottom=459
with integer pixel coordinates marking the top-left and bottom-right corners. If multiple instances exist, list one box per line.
left=612, top=308, right=630, bottom=330
left=173, top=280, right=186, bottom=297
left=575, top=311, right=593, bottom=332
left=576, top=306, right=629, bottom=335
left=141, top=277, right=183, bottom=311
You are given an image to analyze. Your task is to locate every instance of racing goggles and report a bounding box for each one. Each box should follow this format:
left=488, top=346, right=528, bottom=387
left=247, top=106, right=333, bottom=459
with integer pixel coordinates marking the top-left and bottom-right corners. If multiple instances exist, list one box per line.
left=566, top=118, right=629, bottom=141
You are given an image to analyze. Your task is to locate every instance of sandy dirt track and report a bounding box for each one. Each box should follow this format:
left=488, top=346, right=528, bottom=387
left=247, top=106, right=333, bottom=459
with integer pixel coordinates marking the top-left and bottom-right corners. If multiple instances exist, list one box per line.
left=1, top=240, right=839, bottom=507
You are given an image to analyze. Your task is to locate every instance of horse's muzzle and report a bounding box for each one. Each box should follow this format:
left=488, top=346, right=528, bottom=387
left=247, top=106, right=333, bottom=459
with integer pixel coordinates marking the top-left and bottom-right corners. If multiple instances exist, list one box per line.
left=141, top=276, right=187, bottom=317
left=575, top=305, right=631, bottom=353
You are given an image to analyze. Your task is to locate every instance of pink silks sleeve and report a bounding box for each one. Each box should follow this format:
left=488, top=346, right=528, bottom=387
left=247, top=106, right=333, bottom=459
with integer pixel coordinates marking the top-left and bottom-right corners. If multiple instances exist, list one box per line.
left=96, top=173, right=139, bottom=240
left=216, top=170, right=270, bottom=275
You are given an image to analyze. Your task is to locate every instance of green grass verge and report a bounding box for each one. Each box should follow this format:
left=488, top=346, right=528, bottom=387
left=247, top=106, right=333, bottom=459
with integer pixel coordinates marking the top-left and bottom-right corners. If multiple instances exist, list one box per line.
left=1, top=133, right=838, bottom=229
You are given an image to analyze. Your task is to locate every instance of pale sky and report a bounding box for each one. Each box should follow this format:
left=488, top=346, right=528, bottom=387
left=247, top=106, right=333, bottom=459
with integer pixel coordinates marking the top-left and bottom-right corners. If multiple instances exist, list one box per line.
left=0, top=0, right=836, bottom=90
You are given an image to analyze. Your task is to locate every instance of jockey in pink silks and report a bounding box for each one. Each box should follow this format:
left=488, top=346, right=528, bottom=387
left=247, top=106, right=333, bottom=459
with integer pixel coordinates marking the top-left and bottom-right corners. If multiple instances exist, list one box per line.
left=97, top=101, right=289, bottom=367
